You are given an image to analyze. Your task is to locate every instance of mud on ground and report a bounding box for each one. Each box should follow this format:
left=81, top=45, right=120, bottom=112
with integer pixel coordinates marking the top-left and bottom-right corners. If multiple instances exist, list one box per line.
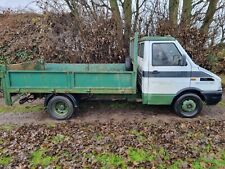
left=0, top=93, right=224, bottom=125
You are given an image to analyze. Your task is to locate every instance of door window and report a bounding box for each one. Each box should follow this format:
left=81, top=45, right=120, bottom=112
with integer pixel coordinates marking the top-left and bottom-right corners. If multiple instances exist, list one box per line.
left=152, top=43, right=183, bottom=66
left=138, top=43, right=144, bottom=58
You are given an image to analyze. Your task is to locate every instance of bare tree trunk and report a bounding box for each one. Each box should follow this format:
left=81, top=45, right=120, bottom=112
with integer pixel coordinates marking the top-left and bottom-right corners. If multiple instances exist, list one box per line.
left=200, top=0, right=219, bottom=34
left=123, top=0, right=132, bottom=50
left=181, top=0, right=192, bottom=25
left=64, top=0, right=79, bottom=17
left=169, top=0, right=179, bottom=26
left=109, top=0, right=123, bottom=46
left=133, top=0, right=139, bottom=32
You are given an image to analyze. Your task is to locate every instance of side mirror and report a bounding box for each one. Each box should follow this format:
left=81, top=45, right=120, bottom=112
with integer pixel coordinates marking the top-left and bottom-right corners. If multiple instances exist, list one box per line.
left=181, top=54, right=187, bottom=66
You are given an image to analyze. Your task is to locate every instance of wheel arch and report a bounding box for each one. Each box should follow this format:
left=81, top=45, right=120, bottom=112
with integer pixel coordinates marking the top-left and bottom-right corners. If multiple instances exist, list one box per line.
left=44, top=94, right=78, bottom=108
left=172, top=88, right=205, bottom=105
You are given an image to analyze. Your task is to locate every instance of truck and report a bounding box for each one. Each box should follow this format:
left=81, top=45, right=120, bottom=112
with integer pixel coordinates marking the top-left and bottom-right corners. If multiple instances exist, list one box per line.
left=0, top=33, right=222, bottom=120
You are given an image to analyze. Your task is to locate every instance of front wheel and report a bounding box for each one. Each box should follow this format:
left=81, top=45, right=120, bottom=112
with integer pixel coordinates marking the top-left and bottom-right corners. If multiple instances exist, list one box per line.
left=47, top=96, right=74, bottom=120
left=174, top=93, right=203, bottom=118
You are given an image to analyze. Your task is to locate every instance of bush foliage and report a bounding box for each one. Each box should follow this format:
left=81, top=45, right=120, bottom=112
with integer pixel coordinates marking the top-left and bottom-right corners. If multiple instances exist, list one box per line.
left=0, top=12, right=224, bottom=72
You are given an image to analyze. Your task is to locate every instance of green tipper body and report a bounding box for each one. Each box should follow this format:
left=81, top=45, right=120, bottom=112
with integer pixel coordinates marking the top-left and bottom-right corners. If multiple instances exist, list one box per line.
left=0, top=33, right=141, bottom=106
left=0, top=33, right=177, bottom=106
left=0, top=63, right=138, bottom=105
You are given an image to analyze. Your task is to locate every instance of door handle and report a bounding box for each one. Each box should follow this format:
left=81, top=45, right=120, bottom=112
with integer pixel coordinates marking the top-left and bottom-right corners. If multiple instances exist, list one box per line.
left=152, top=70, right=159, bottom=74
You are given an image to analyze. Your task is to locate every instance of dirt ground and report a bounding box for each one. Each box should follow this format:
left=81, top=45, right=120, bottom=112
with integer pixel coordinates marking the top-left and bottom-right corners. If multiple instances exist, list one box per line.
left=0, top=93, right=224, bottom=125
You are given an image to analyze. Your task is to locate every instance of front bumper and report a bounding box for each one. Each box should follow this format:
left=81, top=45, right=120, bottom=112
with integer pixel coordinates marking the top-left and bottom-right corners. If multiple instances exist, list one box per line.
left=202, top=90, right=223, bottom=105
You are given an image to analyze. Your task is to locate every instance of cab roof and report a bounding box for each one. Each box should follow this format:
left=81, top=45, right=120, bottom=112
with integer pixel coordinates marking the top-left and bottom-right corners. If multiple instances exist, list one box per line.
left=139, top=36, right=176, bottom=42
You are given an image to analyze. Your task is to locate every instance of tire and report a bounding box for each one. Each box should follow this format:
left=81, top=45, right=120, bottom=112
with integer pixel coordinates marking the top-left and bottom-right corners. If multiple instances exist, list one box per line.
left=47, top=96, right=74, bottom=120
left=174, top=93, right=203, bottom=118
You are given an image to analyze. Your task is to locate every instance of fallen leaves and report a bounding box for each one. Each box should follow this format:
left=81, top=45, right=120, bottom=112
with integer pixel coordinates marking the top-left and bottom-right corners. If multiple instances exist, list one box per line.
left=0, top=119, right=225, bottom=168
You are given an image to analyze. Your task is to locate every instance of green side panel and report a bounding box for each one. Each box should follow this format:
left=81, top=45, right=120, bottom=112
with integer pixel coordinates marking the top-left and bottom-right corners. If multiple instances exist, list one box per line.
left=74, top=73, right=133, bottom=88
left=7, top=71, right=136, bottom=94
left=45, top=63, right=126, bottom=72
left=142, top=93, right=175, bottom=105
left=9, top=72, right=69, bottom=88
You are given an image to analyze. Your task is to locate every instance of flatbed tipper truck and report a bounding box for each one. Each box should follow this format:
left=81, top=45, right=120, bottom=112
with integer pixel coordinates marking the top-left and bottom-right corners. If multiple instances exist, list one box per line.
left=0, top=33, right=222, bottom=119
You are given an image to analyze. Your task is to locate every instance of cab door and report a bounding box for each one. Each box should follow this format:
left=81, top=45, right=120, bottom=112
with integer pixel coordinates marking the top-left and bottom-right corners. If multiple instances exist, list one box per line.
left=138, top=41, right=151, bottom=97
left=145, top=42, right=191, bottom=105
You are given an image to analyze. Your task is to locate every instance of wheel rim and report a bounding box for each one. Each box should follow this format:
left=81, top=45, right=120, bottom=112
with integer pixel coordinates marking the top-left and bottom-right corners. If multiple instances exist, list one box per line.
left=181, top=99, right=197, bottom=112
left=53, top=101, right=69, bottom=116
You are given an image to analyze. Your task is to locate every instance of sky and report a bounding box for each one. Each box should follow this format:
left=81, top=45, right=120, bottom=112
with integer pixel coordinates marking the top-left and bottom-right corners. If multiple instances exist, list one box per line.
left=0, top=0, right=39, bottom=11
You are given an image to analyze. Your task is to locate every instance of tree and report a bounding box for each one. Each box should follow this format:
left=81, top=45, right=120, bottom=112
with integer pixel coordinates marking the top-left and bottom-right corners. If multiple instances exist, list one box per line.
left=181, top=0, right=192, bottom=25
left=200, top=0, right=219, bottom=34
left=169, top=0, right=179, bottom=26
left=109, top=0, right=123, bottom=46
left=123, top=0, right=132, bottom=49
left=64, top=0, right=79, bottom=17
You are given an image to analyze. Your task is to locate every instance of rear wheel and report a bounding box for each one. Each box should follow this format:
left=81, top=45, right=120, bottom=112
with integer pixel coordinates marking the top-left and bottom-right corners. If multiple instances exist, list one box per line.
left=174, top=93, right=203, bottom=118
left=47, top=96, right=74, bottom=120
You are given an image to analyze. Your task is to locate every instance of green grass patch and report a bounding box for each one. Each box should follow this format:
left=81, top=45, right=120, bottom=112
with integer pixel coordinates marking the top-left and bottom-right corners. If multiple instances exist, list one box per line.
left=95, top=153, right=126, bottom=169
left=158, top=147, right=170, bottom=160
left=0, top=155, right=11, bottom=166
left=219, top=100, right=225, bottom=107
left=94, top=133, right=103, bottom=142
left=0, top=104, right=43, bottom=114
left=128, top=148, right=154, bottom=163
left=130, top=130, right=147, bottom=142
left=62, top=151, right=72, bottom=159
left=0, top=124, right=17, bottom=131
left=51, top=134, right=66, bottom=144
left=168, top=159, right=183, bottom=169
left=192, top=157, right=225, bottom=169
left=46, top=123, right=57, bottom=129
left=30, top=148, right=57, bottom=168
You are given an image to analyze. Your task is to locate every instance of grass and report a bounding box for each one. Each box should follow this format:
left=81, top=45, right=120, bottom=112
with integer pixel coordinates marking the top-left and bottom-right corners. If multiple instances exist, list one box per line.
left=51, top=134, right=66, bottom=144
left=47, top=123, right=57, bottom=129
left=128, top=148, right=154, bottom=163
left=158, top=147, right=170, bottom=160
left=30, top=148, right=57, bottom=168
left=0, top=124, right=17, bottom=131
left=95, top=153, right=126, bottom=169
left=86, top=147, right=225, bottom=169
left=191, top=151, right=225, bottom=169
left=0, top=104, right=43, bottom=114
left=94, top=133, right=103, bottom=142
left=0, top=155, right=11, bottom=166
left=219, top=101, right=225, bottom=107
left=130, top=130, right=147, bottom=142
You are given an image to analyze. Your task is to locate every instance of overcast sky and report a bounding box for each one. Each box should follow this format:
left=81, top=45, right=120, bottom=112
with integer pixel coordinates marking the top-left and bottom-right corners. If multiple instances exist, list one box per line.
left=0, top=0, right=39, bottom=11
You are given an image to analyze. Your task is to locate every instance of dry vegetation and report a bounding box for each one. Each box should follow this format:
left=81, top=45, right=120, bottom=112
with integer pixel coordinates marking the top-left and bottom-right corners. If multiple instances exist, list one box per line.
left=0, top=0, right=225, bottom=72
left=0, top=12, right=126, bottom=64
